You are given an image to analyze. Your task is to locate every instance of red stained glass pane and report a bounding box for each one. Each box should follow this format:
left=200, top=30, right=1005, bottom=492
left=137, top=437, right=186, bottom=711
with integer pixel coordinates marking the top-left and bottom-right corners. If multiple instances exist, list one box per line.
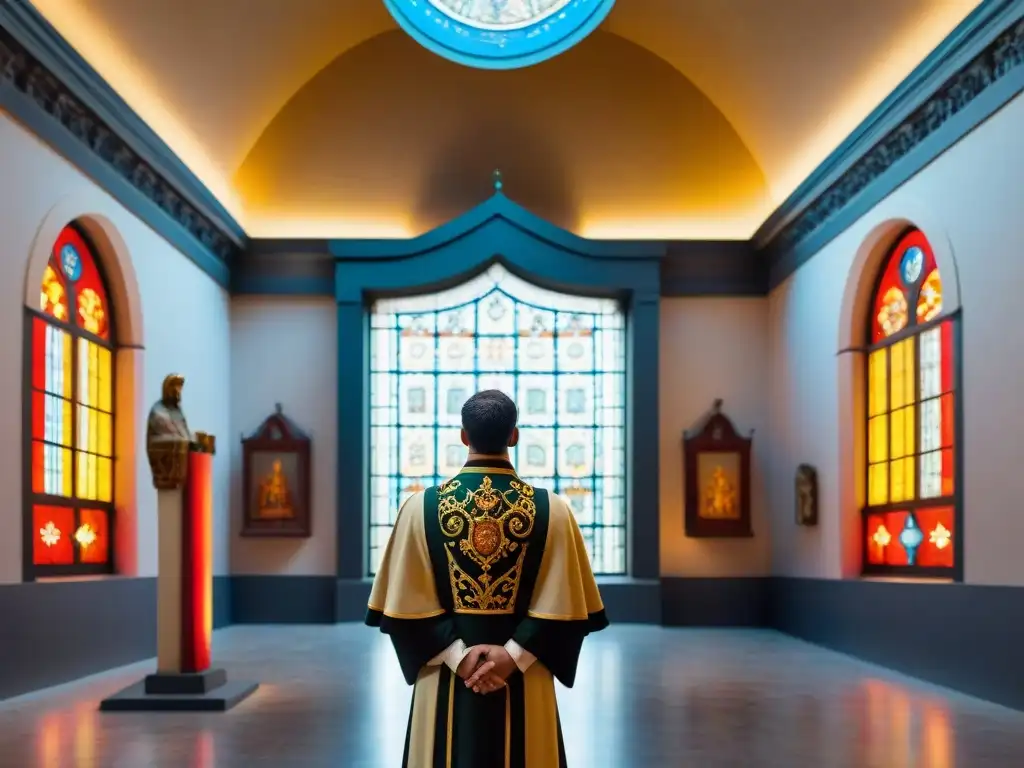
left=941, top=447, right=955, bottom=496
left=32, top=505, right=75, bottom=565
left=915, top=507, right=954, bottom=568
left=78, top=509, right=110, bottom=565
left=866, top=511, right=910, bottom=566
left=940, top=393, right=955, bottom=448
left=53, top=225, right=110, bottom=339
left=939, top=320, right=954, bottom=393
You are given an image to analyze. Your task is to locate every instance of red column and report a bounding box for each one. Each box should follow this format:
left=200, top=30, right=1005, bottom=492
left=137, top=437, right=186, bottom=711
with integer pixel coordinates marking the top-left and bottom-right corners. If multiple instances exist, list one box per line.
left=180, top=450, right=213, bottom=673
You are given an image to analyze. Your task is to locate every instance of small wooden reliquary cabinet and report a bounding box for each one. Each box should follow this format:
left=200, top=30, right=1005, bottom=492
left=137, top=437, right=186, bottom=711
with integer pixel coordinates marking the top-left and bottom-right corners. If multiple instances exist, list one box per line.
left=683, top=399, right=753, bottom=538
left=241, top=404, right=312, bottom=538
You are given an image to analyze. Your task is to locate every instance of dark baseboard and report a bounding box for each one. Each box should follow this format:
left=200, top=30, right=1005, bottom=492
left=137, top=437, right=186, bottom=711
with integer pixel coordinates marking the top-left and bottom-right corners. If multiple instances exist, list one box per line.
left=0, top=575, right=233, bottom=701
left=661, top=576, right=771, bottom=627
left=230, top=575, right=337, bottom=624
left=213, top=575, right=232, bottom=629
left=771, top=577, right=1024, bottom=712
left=0, top=577, right=157, bottom=700
left=336, top=578, right=372, bottom=622
left=601, top=578, right=662, bottom=623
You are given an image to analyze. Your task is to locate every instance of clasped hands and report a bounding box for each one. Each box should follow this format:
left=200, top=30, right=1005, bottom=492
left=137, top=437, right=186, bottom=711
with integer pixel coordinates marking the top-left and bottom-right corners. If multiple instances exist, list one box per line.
left=456, top=644, right=517, bottom=695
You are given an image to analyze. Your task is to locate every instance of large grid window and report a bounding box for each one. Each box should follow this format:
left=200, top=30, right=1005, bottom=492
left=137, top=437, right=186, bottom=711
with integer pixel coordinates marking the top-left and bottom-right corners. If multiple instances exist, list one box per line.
left=25, top=223, right=116, bottom=578
left=863, top=228, right=958, bottom=577
left=369, top=264, right=626, bottom=576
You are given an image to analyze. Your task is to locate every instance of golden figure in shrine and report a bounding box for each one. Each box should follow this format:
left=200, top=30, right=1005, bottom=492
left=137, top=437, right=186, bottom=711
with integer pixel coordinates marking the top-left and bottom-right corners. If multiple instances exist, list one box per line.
left=257, top=459, right=295, bottom=520
left=702, top=465, right=738, bottom=519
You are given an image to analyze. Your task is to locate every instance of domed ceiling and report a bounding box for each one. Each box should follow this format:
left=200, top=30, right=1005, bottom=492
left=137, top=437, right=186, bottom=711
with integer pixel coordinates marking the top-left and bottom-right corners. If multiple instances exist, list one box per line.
left=30, top=0, right=980, bottom=239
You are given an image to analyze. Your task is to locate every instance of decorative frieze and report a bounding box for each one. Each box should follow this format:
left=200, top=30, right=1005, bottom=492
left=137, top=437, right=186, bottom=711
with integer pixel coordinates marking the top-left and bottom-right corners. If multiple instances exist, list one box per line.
left=773, top=18, right=1024, bottom=252
left=0, top=27, right=240, bottom=264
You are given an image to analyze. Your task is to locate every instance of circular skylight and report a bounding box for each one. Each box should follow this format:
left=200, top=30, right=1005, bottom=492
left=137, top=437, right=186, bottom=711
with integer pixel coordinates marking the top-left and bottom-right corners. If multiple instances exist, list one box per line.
left=383, top=0, right=615, bottom=69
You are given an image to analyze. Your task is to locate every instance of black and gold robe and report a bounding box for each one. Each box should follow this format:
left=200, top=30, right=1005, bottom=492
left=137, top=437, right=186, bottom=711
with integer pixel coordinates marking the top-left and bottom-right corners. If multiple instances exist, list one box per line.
left=366, top=460, right=608, bottom=768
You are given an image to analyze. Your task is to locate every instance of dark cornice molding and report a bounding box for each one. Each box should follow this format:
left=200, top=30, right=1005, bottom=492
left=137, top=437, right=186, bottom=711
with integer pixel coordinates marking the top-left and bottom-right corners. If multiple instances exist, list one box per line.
left=0, top=0, right=244, bottom=286
left=233, top=236, right=764, bottom=298
left=759, top=0, right=1024, bottom=286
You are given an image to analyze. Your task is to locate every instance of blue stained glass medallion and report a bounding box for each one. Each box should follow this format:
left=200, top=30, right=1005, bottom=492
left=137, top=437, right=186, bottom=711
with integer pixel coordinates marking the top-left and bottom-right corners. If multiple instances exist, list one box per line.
left=899, top=514, right=925, bottom=565
left=60, top=243, right=82, bottom=281
left=382, top=0, right=616, bottom=70
left=900, top=245, right=924, bottom=285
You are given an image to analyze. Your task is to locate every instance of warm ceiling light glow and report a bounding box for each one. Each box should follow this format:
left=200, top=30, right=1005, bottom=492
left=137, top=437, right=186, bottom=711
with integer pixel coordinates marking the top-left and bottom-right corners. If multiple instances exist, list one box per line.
left=578, top=212, right=767, bottom=240
left=30, top=0, right=245, bottom=223
left=771, top=2, right=979, bottom=203
left=244, top=215, right=416, bottom=239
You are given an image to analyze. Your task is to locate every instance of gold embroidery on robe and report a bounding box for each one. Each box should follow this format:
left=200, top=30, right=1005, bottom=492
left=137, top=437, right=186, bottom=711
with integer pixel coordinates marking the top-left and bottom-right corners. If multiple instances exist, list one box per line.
left=437, top=474, right=536, bottom=614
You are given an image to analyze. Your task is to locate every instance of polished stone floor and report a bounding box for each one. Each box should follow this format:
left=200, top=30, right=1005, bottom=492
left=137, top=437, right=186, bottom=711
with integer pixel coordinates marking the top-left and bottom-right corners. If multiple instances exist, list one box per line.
left=2, top=625, right=1024, bottom=767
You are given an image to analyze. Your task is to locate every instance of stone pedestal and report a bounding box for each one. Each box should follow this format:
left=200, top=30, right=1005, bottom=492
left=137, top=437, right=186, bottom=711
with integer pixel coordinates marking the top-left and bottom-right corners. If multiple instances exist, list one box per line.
left=101, top=447, right=257, bottom=712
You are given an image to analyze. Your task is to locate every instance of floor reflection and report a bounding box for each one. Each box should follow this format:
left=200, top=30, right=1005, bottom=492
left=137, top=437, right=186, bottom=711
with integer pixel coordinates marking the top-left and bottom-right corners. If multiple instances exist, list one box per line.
left=1, top=625, right=1022, bottom=767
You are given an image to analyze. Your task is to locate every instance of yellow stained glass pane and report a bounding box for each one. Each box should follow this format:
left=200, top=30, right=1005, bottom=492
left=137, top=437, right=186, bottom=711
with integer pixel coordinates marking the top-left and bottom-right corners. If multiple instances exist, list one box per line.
left=61, top=448, right=72, bottom=497
left=98, top=347, right=112, bottom=412
left=889, top=339, right=915, bottom=409
left=89, top=341, right=99, bottom=407
left=75, top=450, right=99, bottom=500
left=868, top=416, right=888, bottom=463
left=869, top=463, right=888, bottom=505
left=62, top=399, right=72, bottom=448
left=890, top=456, right=916, bottom=502
left=97, top=457, right=112, bottom=502
left=89, top=407, right=99, bottom=454
left=904, top=403, right=916, bottom=461
left=98, top=413, right=112, bottom=457
left=891, top=408, right=906, bottom=458
left=76, top=450, right=88, bottom=499
left=62, top=332, right=72, bottom=399
left=868, top=350, right=887, bottom=417
left=890, top=457, right=905, bottom=502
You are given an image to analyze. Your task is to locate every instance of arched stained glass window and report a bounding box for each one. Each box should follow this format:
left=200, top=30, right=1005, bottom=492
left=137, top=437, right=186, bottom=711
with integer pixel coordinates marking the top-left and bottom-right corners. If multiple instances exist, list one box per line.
left=369, top=263, right=627, bottom=576
left=863, top=228, right=958, bottom=577
left=25, top=223, right=116, bottom=578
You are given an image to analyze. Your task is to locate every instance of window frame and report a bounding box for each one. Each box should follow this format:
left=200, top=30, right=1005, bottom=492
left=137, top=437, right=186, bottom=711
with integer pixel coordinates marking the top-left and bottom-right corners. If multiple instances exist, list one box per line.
left=860, top=227, right=963, bottom=580
left=366, top=266, right=629, bottom=578
left=22, top=224, right=117, bottom=581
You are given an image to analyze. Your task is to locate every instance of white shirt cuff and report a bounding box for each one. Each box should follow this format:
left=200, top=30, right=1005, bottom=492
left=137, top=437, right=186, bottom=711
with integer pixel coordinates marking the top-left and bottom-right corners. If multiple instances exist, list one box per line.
left=504, top=640, right=536, bottom=672
left=428, top=639, right=470, bottom=672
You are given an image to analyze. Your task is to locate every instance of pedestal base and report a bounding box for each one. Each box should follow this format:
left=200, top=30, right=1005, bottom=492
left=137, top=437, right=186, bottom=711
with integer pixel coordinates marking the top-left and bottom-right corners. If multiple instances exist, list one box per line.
left=100, top=668, right=258, bottom=712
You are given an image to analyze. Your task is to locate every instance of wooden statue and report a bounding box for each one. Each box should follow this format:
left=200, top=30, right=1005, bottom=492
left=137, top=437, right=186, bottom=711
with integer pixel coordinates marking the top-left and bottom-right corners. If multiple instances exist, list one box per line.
left=682, top=399, right=754, bottom=538
left=795, top=464, right=818, bottom=526
left=146, top=373, right=215, bottom=489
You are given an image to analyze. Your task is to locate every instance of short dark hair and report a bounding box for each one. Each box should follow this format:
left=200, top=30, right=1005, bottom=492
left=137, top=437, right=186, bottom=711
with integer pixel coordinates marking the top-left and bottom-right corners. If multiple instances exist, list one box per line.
left=461, top=390, right=518, bottom=454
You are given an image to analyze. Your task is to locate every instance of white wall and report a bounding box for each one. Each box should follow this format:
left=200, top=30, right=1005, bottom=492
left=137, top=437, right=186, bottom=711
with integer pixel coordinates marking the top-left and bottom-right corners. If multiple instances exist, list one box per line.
left=766, top=93, right=1024, bottom=585
left=659, top=298, right=772, bottom=576
left=228, top=297, right=337, bottom=575
left=0, top=112, right=231, bottom=583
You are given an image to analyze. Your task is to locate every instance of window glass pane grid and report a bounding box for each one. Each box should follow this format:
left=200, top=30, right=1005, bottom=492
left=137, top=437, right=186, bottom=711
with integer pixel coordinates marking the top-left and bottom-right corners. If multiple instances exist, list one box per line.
left=369, top=265, right=626, bottom=576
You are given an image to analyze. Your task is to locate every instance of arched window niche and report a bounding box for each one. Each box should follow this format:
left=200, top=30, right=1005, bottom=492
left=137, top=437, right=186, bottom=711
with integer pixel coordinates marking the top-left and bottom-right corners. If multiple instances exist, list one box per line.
left=859, top=227, right=962, bottom=579
left=24, top=223, right=117, bottom=578
left=332, top=192, right=665, bottom=584
left=368, top=263, right=627, bottom=575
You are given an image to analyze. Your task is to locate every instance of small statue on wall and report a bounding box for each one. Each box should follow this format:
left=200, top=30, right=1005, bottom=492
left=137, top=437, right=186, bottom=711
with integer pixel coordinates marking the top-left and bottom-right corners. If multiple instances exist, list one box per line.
left=795, top=464, right=818, bottom=526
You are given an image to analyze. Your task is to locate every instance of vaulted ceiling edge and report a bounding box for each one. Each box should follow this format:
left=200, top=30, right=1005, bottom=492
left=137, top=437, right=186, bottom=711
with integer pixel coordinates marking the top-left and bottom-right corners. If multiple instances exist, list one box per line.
left=0, top=1, right=245, bottom=281
left=1, top=1, right=1022, bottom=293
left=757, top=1, right=1024, bottom=262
